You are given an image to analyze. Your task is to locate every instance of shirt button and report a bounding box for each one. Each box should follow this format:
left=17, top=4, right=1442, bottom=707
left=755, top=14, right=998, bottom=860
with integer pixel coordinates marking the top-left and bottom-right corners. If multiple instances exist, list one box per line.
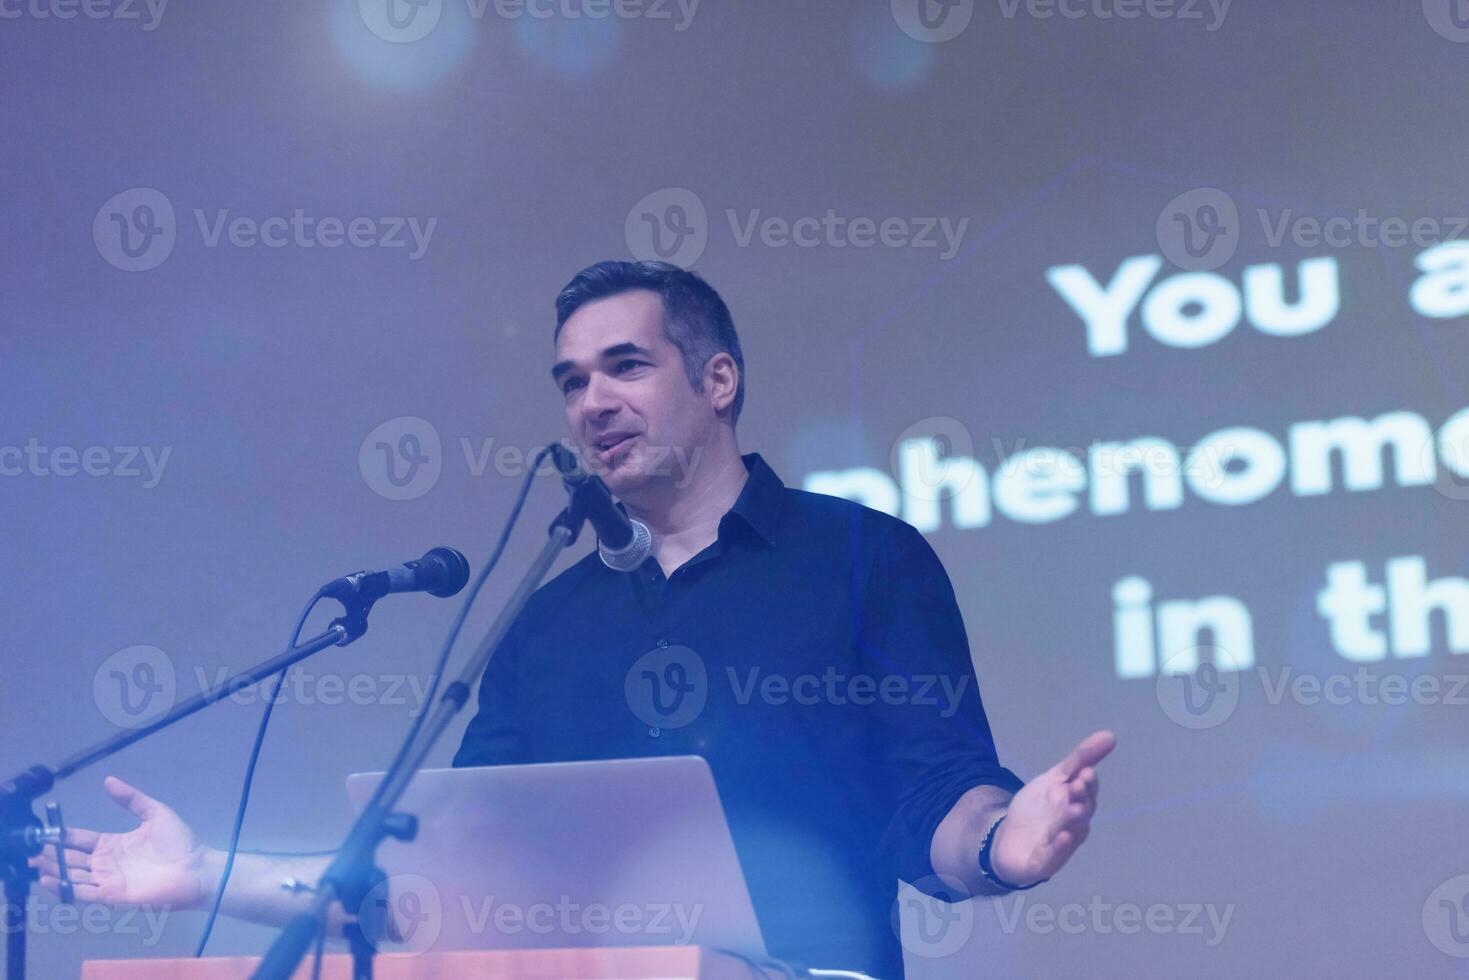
left=656, top=639, right=669, bottom=648
left=648, top=726, right=661, bottom=738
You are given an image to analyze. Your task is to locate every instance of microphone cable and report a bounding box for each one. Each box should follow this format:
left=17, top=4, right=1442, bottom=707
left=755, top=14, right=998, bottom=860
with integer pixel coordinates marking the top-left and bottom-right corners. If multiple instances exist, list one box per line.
left=195, top=590, right=324, bottom=956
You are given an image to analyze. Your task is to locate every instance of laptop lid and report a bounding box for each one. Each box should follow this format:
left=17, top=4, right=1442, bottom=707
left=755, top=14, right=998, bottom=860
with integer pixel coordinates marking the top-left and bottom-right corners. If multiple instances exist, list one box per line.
left=343, top=755, right=767, bottom=958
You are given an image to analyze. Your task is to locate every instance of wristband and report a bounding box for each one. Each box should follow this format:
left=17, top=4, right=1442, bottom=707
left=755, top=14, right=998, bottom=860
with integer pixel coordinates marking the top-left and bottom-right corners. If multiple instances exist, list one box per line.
left=977, top=815, right=1047, bottom=892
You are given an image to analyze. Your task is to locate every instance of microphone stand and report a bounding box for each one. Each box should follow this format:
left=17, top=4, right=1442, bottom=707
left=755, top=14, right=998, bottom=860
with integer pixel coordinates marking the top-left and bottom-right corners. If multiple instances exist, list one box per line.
left=0, top=592, right=386, bottom=980
left=253, top=474, right=604, bottom=980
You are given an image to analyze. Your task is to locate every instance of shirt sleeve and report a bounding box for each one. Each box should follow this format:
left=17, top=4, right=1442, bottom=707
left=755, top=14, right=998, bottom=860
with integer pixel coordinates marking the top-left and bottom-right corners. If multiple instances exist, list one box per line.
left=856, top=516, right=1024, bottom=892
left=452, top=609, right=530, bottom=768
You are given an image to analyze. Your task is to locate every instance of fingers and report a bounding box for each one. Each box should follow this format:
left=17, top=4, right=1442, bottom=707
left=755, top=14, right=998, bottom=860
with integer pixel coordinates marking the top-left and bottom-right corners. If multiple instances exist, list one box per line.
left=40, top=866, right=97, bottom=886
left=30, top=847, right=94, bottom=877
left=30, top=854, right=77, bottom=881
left=24, top=828, right=101, bottom=856
left=1039, top=773, right=1098, bottom=844
left=1045, top=801, right=1093, bottom=849
left=1052, top=730, right=1117, bottom=779
left=38, top=875, right=109, bottom=904
left=1067, top=766, right=1100, bottom=816
left=103, top=775, right=162, bottom=821
left=62, top=827, right=102, bottom=852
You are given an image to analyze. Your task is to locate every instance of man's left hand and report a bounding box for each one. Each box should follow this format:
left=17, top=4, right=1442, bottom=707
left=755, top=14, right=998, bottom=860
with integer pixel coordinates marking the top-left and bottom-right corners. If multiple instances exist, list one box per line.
left=989, top=730, right=1116, bottom=887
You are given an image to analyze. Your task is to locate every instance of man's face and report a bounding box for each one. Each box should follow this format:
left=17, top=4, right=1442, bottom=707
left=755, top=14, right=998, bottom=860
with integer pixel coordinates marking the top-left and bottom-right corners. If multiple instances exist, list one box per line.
left=552, top=289, right=711, bottom=496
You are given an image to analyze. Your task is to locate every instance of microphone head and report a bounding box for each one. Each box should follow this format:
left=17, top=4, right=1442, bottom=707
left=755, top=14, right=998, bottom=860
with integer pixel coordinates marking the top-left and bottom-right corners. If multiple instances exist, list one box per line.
left=598, top=518, right=653, bottom=573
left=421, top=546, right=471, bottom=597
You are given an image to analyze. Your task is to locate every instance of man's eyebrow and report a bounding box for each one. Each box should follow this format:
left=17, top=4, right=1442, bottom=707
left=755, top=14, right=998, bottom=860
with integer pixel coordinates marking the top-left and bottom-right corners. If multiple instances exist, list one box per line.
left=549, top=342, right=655, bottom=383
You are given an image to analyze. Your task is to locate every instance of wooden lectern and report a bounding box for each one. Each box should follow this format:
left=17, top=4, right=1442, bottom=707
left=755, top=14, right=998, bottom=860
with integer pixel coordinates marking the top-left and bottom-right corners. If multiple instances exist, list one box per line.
left=81, top=945, right=780, bottom=979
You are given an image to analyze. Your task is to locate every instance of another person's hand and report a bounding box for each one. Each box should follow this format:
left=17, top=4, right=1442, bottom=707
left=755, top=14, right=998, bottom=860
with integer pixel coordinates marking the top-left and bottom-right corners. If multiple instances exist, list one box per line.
left=30, top=776, right=209, bottom=909
left=990, top=730, right=1115, bottom=887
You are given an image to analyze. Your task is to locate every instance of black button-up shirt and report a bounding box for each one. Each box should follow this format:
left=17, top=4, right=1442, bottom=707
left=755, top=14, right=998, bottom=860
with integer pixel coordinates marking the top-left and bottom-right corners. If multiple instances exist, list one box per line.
left=453, top=452, right=1023, bottom=978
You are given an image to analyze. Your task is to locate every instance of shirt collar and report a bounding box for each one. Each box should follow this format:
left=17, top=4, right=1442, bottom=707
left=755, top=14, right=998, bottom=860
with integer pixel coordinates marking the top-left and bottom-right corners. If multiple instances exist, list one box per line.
left=611, top=451, right=784, bottom=557
left=724, top=451, right=783, bottom=546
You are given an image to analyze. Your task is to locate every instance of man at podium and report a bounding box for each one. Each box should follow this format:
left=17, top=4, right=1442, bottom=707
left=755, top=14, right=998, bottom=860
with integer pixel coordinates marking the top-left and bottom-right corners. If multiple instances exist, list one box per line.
left=35, top=261, right=1114, bottom=979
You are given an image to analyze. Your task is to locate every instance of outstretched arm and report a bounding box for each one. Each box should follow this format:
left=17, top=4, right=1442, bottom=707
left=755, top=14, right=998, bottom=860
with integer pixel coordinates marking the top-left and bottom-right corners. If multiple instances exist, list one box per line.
left=30, top=776, right=339, bottom=932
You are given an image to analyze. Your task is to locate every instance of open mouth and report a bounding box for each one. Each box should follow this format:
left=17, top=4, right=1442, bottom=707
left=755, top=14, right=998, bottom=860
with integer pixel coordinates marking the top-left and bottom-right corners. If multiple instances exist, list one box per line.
left=595, top=433, right=637, bottom=457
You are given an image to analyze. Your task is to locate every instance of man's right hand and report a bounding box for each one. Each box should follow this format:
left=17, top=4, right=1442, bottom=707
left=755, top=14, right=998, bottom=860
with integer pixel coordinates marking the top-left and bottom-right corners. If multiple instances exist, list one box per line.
left=30, top=776, right=210, bottom=910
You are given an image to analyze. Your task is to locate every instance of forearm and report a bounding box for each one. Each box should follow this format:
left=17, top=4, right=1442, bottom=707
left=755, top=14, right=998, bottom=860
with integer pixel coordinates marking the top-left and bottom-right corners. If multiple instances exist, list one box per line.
left=928, top=784, right=1014, bottom=897
left=196, top=849, right=349, bottom=934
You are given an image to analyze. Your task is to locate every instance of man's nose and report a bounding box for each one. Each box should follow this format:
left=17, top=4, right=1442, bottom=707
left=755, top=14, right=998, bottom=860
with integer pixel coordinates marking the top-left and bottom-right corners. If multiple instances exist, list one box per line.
left=578, top=372, right=621, bottom=421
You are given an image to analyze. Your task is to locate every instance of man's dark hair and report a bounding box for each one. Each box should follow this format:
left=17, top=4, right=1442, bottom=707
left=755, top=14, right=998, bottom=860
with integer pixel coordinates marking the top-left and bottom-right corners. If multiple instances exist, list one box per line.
left=554, top=260, right=745, bottom=425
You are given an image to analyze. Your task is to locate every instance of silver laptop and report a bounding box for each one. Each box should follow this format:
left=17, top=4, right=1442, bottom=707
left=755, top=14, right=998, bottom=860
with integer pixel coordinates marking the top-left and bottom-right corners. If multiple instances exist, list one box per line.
left=343, top=756, right=767, bottom=958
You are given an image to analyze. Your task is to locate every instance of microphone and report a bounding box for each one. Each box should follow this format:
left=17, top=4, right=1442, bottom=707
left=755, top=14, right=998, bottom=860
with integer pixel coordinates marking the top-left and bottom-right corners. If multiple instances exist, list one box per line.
left=319, top=547, right=471, bottom=603
left=549, top=444, right=653, bottom=572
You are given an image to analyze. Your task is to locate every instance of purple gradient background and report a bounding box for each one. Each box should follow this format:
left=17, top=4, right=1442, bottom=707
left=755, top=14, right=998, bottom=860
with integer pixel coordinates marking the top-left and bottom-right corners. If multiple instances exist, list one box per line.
left=4, top=1, right=1469, bottom=977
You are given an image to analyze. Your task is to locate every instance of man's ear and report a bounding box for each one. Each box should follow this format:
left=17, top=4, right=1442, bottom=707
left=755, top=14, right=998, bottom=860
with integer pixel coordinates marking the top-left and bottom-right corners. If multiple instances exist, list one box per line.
left=704, top=352, right=740, bottom=416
